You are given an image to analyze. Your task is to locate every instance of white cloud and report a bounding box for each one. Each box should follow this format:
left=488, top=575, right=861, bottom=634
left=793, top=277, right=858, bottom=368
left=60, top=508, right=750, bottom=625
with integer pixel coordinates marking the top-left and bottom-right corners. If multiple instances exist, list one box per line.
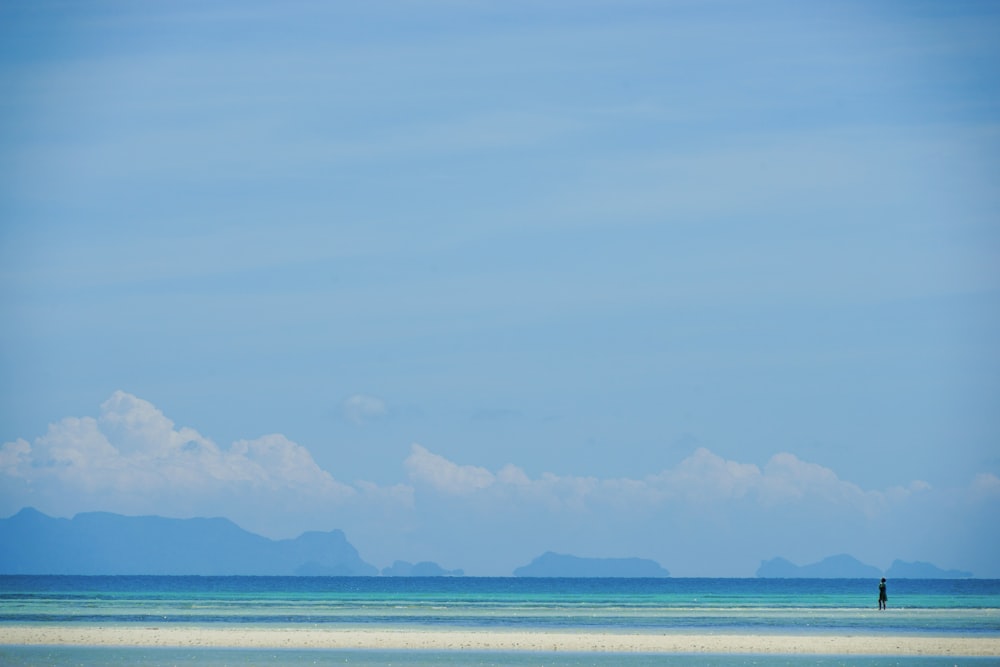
left=496, top=463, right=531, bottom=486
left=0, top=396, right=986, bottom=572
left=229, top=434, right=347, bottom=492
left=342, top=394, right=388, bottom=425
left=402, top=445, right=928, bottom=517
left=355, top=480, right=416, bottom=509
left=760, top=452, right=862, bottom=503
left=405, top=444, right=495, bottom=495
left=0, top=439, right=31, bottom=476
left=0, top=400, right=953, bottom=525
left=0, top=391, right=365, bottom=533
left=882, top=479, right=932, bottom=504
left=651, top=447, right=762, bottom=503
left=970, top=472, right=1000, bottom=499
left=98, top=390, right=209, bottom=456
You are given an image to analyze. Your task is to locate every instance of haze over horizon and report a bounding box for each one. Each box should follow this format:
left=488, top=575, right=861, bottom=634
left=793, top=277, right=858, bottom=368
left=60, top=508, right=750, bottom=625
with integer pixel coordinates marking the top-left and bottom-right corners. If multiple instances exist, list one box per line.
left=2, top=1, right=998, bottom=577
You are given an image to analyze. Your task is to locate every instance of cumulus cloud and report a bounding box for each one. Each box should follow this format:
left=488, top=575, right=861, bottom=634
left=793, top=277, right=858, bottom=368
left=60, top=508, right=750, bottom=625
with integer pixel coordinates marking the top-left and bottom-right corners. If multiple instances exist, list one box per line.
left=403, top=445, right=928, bottom=516
left=0, top=391, right=372, bottom=534
left=0, top=395, right=970, bottom=568
left=342, top=394, right=388, bottom=425
left=1, top=396, right=944, bottom=527
left=405, top=444, right=495, bottom=495
left=651, top=447, right=762, bottom=503
left=391, top=445, right=995, bottom=575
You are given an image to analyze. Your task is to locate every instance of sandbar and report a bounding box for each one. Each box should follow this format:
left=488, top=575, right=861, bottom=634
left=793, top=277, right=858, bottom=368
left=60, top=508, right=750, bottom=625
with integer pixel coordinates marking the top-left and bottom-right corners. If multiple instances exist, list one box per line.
left=2, top=626, right=999, bottom=656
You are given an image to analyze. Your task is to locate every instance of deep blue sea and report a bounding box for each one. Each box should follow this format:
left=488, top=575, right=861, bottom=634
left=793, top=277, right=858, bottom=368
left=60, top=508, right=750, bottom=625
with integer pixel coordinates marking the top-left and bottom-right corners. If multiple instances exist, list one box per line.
left=1, top=576, right=998, bottom=666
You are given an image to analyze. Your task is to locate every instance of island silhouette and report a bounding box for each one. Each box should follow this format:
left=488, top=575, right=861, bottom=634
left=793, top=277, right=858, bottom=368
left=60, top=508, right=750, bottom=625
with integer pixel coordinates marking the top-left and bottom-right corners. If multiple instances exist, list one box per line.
left=0, top=508, right=974, bottom=578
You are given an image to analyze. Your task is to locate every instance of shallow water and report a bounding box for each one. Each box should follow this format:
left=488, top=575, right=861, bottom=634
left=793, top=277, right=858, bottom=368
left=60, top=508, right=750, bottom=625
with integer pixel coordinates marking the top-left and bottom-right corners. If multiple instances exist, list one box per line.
left=2, top=576, right=998, bottom=635
left=2, top=577, right=998, bottom=665
left=1, top=647, right=997, bottom=667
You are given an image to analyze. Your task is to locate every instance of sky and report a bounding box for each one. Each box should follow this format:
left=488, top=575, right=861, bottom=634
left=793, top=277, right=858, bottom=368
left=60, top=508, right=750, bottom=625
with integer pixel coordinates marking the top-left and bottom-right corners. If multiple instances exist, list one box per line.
left=1, top=0, right=998, bottom=577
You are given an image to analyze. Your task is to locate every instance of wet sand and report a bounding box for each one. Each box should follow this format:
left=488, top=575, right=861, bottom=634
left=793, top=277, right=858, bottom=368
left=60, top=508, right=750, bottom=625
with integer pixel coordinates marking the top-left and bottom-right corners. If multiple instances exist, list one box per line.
left=2, top=626, right=999, bottom=656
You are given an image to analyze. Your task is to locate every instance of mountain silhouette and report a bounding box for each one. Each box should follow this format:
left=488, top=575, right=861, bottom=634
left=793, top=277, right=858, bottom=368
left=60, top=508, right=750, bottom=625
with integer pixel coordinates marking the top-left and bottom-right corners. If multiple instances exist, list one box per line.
left=886, top=559, right=972, bottom=579
left=513, top=552, right=670, bottom=577
left=756, top=554, right=882, bottom=578
left=0, top=508, right=377, bottom=575
left=756, top=554, right=972, bottom=578
left=381, top=560, right=464, bottom=576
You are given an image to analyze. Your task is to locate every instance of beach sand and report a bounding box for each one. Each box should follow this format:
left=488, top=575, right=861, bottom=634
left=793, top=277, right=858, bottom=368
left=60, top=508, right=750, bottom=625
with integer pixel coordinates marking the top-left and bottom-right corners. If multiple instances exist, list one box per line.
left=1, top=626, right=998, bottom=656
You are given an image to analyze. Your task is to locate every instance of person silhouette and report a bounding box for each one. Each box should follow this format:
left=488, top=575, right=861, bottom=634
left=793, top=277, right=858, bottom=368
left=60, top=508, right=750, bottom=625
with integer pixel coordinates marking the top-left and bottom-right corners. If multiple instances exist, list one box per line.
left=878, top=577, right=887, bottom=610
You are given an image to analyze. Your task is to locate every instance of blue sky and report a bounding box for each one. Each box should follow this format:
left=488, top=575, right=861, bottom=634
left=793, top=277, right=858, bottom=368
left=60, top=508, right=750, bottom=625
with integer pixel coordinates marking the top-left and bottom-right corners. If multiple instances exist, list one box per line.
left=1, top=0, right=998, bottom=576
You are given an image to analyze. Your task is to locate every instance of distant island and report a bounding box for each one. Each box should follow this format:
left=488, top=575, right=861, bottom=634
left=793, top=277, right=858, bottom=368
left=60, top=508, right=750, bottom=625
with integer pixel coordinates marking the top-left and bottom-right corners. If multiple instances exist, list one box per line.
left=514, top=552, right=670, bottom=577
left=757, top=554, right=973, bottom=579
left=0, top=508, right=378, bottom=576
left=1, top=508, right=974, bottom=578
left=382, top=560, right=464, bottom=576
left=0, top=508, right=473, bottom=577
left=885, top=560, right=973, bottom=579
left=757, top=554, right=882, bottom=578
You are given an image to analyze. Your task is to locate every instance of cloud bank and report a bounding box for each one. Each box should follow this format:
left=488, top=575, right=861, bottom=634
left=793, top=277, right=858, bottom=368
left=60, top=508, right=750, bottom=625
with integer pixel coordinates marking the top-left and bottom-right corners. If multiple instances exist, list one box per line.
left=0, top=392, right=363, bottom=536
left=404, top=443, right=927, bottom=517
left=1, top=392, right=994, bottom=574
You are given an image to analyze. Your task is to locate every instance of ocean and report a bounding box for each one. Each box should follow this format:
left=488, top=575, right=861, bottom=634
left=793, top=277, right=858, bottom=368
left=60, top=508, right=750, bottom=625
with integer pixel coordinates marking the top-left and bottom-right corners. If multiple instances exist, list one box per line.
left=1, top=576, right=998, bottom=666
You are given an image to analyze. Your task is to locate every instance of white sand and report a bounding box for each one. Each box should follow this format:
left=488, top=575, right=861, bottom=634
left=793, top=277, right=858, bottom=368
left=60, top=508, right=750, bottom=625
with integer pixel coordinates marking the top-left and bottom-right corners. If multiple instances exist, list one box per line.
left=1, top=626, right=999, bottom=656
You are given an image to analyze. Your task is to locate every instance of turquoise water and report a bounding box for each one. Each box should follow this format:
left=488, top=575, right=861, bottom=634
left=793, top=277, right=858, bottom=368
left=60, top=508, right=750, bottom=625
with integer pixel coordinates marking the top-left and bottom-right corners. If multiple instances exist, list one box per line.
left=1, top=577, right=998, bottom=665
left=2, top=576, right=998, bottom=634
left=1, top=647, right=999, bottom=667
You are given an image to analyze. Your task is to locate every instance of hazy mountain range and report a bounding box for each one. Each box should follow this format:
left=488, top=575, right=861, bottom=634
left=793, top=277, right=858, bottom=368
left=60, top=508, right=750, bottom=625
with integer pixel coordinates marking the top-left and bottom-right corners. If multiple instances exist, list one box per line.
left=0, top=507, right=377, bottom=576
left=757, top=554, right=973, bottom=579
left=513, top=552, right=670, bottom=577
left=381, top=561, right=464, bottom=576
left=0, top=509, right=973, bottom=577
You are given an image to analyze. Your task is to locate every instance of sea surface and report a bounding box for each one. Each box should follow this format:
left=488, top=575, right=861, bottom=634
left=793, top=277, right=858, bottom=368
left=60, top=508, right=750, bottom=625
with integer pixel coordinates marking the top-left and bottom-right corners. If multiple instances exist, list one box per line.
left=1, top=576, right=998, bottom=666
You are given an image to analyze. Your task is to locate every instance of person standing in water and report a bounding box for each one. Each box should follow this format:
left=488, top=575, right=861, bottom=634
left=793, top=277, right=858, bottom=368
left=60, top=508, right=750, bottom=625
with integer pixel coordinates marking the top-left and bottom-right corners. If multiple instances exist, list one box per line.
left=878, top=577, right=888, bottom=610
